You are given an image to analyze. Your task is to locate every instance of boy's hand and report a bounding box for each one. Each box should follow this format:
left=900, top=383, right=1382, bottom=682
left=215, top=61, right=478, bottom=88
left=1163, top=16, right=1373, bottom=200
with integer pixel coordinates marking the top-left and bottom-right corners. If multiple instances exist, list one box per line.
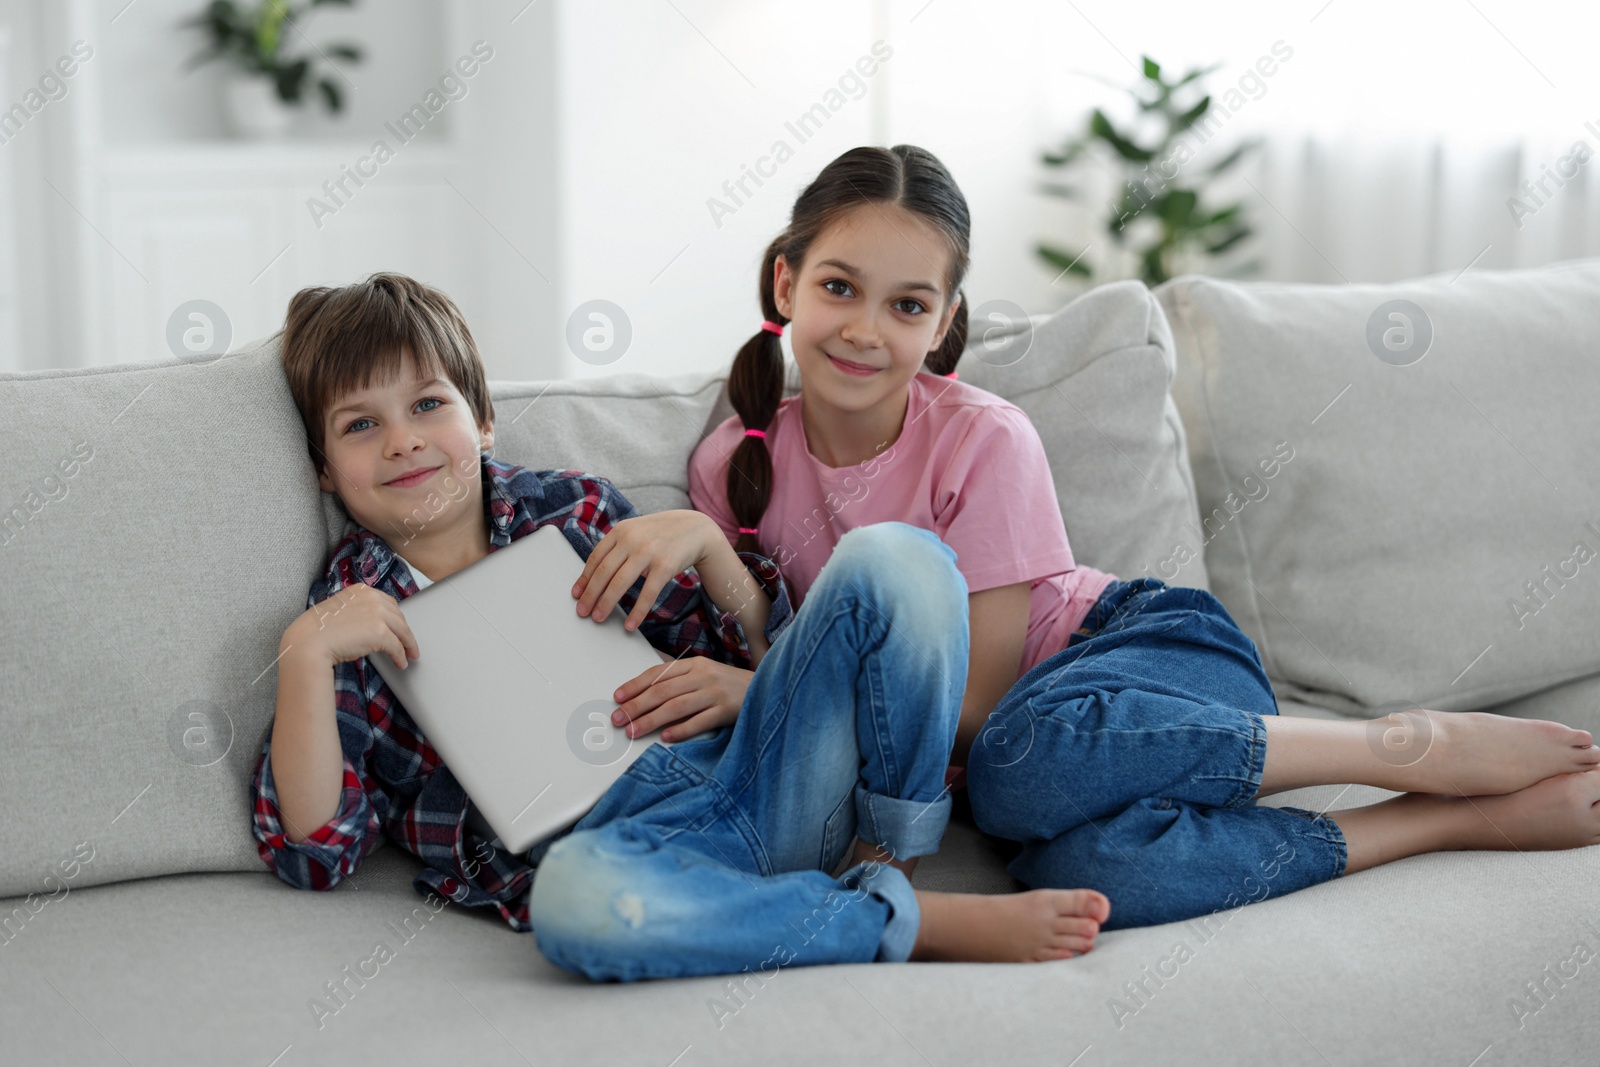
left=611, top=657, right=752, bottom=742
left=282, top=584, right=421, bottom=672
left=573, top=510, right=719, bottom=631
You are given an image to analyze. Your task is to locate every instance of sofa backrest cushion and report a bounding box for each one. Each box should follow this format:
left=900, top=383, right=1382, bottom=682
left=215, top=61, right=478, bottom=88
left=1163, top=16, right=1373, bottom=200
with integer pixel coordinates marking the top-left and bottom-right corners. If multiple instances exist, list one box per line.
left=1156, top=259, right=1600, bottom=715
left=0, top=340, right=333, bottom=896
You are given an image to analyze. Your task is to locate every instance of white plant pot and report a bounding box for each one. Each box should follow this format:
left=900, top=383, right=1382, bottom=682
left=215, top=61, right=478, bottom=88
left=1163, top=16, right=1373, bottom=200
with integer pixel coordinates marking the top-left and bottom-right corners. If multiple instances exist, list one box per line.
left=222, top=75, right=296, bottom=139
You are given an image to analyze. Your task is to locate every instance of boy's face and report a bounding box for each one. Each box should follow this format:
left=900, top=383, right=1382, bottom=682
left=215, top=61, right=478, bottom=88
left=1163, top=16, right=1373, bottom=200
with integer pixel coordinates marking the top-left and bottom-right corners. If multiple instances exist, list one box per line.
left=316, top=347, right=495, bottom=551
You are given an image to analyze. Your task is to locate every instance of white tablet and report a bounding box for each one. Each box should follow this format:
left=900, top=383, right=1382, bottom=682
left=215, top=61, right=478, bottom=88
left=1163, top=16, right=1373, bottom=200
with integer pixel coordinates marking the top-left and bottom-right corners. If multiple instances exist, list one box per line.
left=370, top=523, right=673, bottom=854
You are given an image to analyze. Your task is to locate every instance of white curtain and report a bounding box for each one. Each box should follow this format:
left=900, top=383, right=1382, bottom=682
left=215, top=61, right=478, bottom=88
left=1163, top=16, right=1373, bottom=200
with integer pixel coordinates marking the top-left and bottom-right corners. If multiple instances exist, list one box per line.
left=1243, top=129, right=1600, bottom=285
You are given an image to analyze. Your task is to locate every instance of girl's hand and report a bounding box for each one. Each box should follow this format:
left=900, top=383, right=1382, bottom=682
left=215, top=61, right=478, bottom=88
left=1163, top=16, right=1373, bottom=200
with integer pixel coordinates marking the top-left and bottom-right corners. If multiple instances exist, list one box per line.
left=573, top=511, right=719, bottom=631
left=611, top=657, right=753, bottom=742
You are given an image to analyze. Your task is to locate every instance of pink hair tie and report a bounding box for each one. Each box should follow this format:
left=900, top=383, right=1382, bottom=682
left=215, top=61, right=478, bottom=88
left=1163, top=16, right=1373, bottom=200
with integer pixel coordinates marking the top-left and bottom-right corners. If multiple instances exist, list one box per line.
left=743, top=428, right=767, bottom=439
left=738, top=527, right=759, bottom=535
left=945, top=371, right=959, bottom=379
left=760, top=320, right=785, bottom=336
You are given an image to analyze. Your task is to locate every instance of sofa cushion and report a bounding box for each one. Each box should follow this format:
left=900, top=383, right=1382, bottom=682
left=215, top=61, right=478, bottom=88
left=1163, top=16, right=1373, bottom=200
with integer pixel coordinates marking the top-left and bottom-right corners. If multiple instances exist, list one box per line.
left=1157, top=259, right=1600, bottom=716
left=4, top=737, right=1594, bottom=1067
left=0, top=338, right=334, bottom=897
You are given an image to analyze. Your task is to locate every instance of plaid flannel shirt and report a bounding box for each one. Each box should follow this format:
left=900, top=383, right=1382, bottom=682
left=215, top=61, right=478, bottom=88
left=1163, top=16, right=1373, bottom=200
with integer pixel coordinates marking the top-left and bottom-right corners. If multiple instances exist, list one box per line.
left=249, top=454, right=794, bottom=931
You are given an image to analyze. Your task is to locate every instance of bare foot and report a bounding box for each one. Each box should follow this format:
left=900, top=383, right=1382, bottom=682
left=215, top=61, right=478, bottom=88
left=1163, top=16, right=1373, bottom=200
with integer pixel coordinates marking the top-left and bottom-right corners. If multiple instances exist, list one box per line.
left=1455, top=768, right=1600, bottom=851
left=910, top=888, right=1110, bottom=963
left=1375, top=710, right=1597, bottom=796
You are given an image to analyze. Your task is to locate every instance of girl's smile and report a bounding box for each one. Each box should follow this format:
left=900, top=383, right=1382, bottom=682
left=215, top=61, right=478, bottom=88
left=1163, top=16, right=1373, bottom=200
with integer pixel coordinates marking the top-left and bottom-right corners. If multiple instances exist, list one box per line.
left=826, top=352, right=884, bottom=377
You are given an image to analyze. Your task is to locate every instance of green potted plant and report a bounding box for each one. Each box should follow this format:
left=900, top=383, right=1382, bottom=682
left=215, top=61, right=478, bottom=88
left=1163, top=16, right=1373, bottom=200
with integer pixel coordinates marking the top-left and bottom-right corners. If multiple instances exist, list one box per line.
left=181, top=0, right=364, bottom=139
left=1037, top=56, right=1260, bottom=289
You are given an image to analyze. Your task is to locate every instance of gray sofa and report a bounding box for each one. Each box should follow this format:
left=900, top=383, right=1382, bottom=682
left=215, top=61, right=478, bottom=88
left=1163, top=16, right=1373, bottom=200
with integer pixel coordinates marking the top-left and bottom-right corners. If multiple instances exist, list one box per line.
left=4, top=259, right=1598, bottom=1065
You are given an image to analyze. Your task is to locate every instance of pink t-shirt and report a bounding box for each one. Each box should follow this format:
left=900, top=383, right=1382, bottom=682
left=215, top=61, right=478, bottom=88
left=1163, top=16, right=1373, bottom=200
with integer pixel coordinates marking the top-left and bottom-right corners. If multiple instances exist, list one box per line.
left=688, top=372, right=1118, bottom=676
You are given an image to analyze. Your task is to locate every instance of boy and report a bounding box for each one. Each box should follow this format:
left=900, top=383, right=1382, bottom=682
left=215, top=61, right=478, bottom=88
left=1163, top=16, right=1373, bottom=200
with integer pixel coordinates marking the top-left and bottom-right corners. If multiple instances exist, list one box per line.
left=252, top=272, right=1111, bottom=980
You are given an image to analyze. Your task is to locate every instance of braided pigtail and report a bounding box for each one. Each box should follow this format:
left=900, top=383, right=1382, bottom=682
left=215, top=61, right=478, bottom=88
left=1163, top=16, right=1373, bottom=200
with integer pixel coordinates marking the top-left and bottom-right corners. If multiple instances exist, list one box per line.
left=725, top=238, right=788, bottom=554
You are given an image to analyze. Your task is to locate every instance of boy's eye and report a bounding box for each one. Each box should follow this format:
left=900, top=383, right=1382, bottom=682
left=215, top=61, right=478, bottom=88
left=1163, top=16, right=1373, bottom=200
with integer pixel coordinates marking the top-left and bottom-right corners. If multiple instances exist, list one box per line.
left=343, top=397, right=444, bottom=434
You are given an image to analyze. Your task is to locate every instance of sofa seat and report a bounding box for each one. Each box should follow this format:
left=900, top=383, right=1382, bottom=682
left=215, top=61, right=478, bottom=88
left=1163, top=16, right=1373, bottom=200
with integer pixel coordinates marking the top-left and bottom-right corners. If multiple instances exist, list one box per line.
left=4, top=696, right=1592, bottom=1066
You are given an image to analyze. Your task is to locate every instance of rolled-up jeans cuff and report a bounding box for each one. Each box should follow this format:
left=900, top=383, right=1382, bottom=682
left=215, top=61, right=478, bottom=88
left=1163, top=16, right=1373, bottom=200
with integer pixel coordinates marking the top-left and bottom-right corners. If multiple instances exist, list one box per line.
left=1277, top=805, right=1350, bottom=878
left=842, top=860, right=920, bottom=963
left=856, top=789, right=951, bottom=861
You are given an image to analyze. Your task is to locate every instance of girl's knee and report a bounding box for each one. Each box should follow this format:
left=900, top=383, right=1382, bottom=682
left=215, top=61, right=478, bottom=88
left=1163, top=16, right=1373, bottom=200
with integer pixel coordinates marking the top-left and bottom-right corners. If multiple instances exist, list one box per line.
left=833, top=523, right=948, bottom=577
left=827, top=523, right=966, bottom=625
left=1017, top=798, right=1173, bottom=878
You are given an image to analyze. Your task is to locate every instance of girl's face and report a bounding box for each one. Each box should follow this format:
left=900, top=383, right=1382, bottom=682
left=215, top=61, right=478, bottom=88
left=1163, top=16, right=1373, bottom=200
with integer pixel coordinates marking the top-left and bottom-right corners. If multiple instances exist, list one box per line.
left=773, top=202, right=960, bottom=421
left=316, top=347, right=494, bottom=547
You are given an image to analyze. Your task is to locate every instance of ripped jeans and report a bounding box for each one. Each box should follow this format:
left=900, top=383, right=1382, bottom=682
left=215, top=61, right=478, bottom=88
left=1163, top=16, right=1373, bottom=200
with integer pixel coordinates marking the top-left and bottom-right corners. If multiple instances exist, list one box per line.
left=526, top=522, right=968, bottom=981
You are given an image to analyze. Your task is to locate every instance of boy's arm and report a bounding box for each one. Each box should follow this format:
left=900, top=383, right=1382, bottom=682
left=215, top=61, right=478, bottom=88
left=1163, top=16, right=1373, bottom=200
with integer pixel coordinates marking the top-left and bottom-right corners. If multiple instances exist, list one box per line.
left=251, top=622, right=388, bottom=891
left=268, top=642, right=343, bottom=842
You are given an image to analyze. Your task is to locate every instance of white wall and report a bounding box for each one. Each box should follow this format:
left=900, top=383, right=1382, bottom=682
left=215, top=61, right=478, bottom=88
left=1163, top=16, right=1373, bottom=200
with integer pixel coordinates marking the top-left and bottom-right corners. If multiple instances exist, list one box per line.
left=550, top=0, right=879, bottom=380
left=4, top=0, right=1600, bottom=375
left=95, top=0, right=451, bottom=145
left=0, top=0, right=71, bottom=371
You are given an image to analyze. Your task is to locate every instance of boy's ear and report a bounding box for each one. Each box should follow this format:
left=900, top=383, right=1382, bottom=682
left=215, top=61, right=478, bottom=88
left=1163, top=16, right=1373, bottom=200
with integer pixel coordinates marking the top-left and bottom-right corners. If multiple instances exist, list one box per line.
left=479, top=421, right=494, bottom=453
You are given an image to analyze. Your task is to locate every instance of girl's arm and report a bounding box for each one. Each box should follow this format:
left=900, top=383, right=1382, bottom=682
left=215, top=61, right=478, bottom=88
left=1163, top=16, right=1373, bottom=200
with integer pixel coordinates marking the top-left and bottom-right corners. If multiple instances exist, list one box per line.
left=691, top=537, right=772, bottom=663
left=572, top=508, right=771, bottom=662
left=952, top=581, right=1032, bottom=766
left=572, top=508, right=779, bottom=743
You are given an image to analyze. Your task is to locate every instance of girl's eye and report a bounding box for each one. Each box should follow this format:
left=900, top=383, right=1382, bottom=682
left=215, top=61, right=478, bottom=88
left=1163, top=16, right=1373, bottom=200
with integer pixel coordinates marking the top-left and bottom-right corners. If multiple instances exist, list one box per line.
left=821, top=278, right=923, bottom=316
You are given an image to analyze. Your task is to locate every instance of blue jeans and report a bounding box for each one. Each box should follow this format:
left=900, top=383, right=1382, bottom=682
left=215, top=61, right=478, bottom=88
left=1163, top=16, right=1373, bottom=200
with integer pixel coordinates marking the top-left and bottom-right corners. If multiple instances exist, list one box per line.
left=966, top=577, right=1348, bottom=930
left=526, top=522, right=968, bottom=981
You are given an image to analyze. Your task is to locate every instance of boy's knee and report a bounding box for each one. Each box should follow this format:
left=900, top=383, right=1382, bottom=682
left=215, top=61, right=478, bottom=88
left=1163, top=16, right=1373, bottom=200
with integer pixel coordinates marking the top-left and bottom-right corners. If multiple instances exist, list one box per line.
left=527, top=830, right=650, bottom=971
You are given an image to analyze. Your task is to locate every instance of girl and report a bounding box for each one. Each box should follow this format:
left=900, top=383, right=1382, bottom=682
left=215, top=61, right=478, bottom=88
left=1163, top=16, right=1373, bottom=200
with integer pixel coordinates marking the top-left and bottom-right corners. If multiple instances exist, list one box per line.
left=652, top=143, right=1600, bottom=930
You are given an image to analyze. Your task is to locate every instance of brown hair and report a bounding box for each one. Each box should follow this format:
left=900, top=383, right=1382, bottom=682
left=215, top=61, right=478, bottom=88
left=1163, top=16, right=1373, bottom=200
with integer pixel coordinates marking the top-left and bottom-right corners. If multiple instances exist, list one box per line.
left=278, top=272, right=494, bottom=480
left=726, top=144, right=970, bottom=553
